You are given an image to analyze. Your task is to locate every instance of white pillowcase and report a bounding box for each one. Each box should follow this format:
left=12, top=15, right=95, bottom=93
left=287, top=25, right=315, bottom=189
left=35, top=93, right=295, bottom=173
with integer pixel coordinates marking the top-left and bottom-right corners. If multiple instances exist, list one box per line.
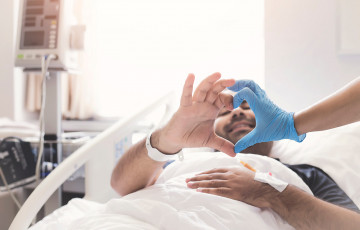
left=270, top=121, right=360, bottom=208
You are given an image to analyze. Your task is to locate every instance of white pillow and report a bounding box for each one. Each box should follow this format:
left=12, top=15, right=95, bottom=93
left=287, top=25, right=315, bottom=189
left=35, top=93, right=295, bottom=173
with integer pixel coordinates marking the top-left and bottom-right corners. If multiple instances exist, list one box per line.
left=0, top=117, right=39, bottom=138
left=270, top=121, right=360, bottom=208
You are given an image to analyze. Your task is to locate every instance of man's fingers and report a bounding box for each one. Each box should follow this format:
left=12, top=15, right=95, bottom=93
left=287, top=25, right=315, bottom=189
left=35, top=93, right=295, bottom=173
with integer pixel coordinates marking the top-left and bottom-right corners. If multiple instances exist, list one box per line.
left=205, top=79, right=235, bottom=104
left=180, top=73, right=195, bottom=107
left=207, top=135, right=236, bottom=157
left=214, top=92, right=233, bottom=110
left=186, top=179, right=228, bottom=189
left=234, top=130, right=257, bottom=153
left=186, top=172, right=228, bottom=183
left=193, top=72, right=221, bottom=102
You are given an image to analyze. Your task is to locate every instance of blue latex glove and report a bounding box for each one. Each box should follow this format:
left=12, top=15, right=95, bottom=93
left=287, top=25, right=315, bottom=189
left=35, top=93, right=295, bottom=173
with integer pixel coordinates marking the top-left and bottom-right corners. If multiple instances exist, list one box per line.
left=228, top=80, right=306, bottom=153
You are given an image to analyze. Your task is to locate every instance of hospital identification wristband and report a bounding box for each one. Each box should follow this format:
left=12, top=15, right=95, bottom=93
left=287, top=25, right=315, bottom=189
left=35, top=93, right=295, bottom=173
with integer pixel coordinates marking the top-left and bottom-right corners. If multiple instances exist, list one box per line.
left=254, top=172, right=288, bottom=192
left=146, top=133, right=184, bottom=162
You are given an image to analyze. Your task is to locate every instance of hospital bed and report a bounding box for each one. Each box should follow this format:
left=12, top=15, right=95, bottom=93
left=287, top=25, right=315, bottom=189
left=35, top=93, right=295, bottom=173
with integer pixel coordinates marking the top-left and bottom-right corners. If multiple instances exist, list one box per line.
left=9, top=91, right=177, bottom=230
left=9, top=93, right=360, bottom=229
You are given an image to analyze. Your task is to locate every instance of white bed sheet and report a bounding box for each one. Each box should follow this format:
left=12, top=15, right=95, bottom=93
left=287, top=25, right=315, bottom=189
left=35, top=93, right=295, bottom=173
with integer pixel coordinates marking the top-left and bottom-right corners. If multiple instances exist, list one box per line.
left=270, top=122, right=360, bottom=207
left=30, top=152, right=312, bottom=230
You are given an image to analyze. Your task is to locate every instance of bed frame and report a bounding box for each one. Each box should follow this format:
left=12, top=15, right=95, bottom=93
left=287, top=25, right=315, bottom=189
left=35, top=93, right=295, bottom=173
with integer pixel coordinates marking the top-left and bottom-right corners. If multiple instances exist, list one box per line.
left=9, top=91, right=176, bottom=230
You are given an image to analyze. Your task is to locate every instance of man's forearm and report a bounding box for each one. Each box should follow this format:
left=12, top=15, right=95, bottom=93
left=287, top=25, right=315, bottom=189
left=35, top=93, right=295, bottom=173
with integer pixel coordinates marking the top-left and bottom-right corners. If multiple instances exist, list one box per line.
left=268, top=185, right=360, bottom=230
left=110, top=131, right=166, bottom=196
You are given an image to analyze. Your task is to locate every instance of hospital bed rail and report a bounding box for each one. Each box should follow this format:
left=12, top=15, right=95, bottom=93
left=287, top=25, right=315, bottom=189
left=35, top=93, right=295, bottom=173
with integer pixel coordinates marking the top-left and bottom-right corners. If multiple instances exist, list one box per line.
left=9, top=91, right=176, bottom=230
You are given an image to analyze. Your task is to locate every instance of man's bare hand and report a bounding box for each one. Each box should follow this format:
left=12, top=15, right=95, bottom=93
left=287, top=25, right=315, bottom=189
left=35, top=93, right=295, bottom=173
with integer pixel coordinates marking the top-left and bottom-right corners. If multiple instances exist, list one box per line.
left=151, top=72, right=236, bottom=157
left=186, top=167, right=275, bottom=208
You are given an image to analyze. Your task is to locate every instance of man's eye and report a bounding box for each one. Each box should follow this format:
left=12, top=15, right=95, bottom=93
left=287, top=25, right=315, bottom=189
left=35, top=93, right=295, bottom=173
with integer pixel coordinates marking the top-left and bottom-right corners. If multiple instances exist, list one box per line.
left=218, top=111, right=230, bottom=117
left=242, top=106, right=250, bottom=110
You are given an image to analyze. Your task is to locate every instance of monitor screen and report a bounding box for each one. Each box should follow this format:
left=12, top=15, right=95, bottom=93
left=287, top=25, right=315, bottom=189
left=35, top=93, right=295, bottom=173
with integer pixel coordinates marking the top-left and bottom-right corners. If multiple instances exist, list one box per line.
left=23, top=31, right=44, bottom=47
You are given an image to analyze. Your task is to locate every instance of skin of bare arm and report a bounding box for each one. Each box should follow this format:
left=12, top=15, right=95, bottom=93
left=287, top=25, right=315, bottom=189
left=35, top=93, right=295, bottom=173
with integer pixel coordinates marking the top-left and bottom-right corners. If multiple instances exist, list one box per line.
left=111, top=72, right=236, bottom=196
left=294, top=76, right=360, bottom=135
left=186, top=167, right=360, bottom=230
left=110, top=137, right=166, bottom=196
left=270, top=185, right=360, bottom=230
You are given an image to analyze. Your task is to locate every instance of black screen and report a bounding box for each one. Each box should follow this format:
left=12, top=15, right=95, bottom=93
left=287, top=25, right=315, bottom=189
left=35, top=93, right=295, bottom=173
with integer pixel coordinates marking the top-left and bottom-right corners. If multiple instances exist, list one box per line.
left=24, top=31, right=44, bottom=47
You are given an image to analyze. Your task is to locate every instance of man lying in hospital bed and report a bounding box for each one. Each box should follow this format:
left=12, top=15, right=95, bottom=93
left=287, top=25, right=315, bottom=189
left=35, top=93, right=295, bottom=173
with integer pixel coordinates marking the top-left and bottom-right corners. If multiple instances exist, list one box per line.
left=31, top=73, right=360, bottom=230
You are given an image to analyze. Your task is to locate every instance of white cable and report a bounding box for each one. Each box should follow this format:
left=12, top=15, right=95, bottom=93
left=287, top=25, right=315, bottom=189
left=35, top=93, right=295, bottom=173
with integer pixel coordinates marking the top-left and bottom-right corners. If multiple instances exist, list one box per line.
left=0, top=167, right=21, bottom=209
left=0, top=55, right=56, bottom=224
left=35, top=56, right=46, bottom=182
left=35, top=55, right=56, bottom=183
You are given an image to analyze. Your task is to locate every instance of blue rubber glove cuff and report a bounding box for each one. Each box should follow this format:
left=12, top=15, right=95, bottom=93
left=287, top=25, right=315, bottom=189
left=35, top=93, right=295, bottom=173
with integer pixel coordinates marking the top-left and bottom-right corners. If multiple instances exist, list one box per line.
left=288, top=112, right=306, bottom=142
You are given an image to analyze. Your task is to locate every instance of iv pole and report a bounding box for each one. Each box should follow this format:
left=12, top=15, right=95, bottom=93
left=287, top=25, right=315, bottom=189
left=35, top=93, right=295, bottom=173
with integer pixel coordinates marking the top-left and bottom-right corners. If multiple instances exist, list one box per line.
left=23, top=68, right=63, bottom=209
left=43, top=71, right=63, bottom=207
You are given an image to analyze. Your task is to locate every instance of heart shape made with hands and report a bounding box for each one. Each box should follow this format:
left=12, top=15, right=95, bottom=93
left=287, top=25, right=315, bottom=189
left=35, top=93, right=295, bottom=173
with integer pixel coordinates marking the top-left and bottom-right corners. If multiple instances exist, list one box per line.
left=227, top=80, right=305, bottom=153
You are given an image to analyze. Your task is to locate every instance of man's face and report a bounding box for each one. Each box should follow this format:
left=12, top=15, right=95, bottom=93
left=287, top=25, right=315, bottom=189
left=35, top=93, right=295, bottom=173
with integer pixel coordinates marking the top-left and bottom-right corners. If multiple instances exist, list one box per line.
left=215, top=100, right=256, bottom=145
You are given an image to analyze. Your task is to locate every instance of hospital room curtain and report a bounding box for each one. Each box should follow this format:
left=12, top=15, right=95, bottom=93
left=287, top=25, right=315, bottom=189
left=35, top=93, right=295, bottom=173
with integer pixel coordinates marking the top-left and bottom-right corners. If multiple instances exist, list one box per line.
left=25, top=73, right=95, bottom=120
left=25, top=0, right=96, bottom=120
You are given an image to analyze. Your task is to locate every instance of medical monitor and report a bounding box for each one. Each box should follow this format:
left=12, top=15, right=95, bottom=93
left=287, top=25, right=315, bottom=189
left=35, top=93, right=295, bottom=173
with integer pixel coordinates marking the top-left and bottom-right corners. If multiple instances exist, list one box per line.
left=15, top=0, right=80, bottom=70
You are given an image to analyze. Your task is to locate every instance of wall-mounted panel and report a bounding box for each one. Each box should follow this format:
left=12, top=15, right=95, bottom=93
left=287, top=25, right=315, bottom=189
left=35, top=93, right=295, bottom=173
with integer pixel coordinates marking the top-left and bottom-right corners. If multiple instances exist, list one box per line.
left=338, top=0, right=360, bottom=55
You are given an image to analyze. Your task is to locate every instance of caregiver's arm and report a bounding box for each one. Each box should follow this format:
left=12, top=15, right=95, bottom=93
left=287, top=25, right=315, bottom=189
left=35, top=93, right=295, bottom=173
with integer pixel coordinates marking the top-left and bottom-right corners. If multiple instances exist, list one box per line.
left=294, top=76, right=360, bottom=135
left=111, top=73, right=236, bottom=196
left=229, top=77, right=360, bottom=153
left=269, top=185, right=360, bottom=230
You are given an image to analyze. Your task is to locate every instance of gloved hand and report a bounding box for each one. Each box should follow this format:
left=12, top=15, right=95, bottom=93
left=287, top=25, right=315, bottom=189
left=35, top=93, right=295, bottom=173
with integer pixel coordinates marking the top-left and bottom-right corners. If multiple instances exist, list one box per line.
left=228, top=80, right=306, bottom=153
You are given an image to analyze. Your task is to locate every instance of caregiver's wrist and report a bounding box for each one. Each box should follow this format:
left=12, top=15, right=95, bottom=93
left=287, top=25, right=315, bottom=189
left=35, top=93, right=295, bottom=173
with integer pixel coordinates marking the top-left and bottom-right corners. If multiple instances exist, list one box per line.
left=293, top=111, right=307, bottom=135
left=150, top=129, right=182, bottom=155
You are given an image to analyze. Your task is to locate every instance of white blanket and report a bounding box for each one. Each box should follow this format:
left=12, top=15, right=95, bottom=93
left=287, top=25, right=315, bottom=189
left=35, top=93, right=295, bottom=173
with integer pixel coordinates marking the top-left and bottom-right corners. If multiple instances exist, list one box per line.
left=31, top=152, right=312, bottom=230
left=270, top=122, right=360, bottom=207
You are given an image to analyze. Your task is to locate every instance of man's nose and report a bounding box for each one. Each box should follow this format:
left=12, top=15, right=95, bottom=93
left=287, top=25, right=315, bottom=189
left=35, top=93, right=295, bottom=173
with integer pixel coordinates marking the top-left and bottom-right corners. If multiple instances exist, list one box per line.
left=232, top=108, right=245, bottom=119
